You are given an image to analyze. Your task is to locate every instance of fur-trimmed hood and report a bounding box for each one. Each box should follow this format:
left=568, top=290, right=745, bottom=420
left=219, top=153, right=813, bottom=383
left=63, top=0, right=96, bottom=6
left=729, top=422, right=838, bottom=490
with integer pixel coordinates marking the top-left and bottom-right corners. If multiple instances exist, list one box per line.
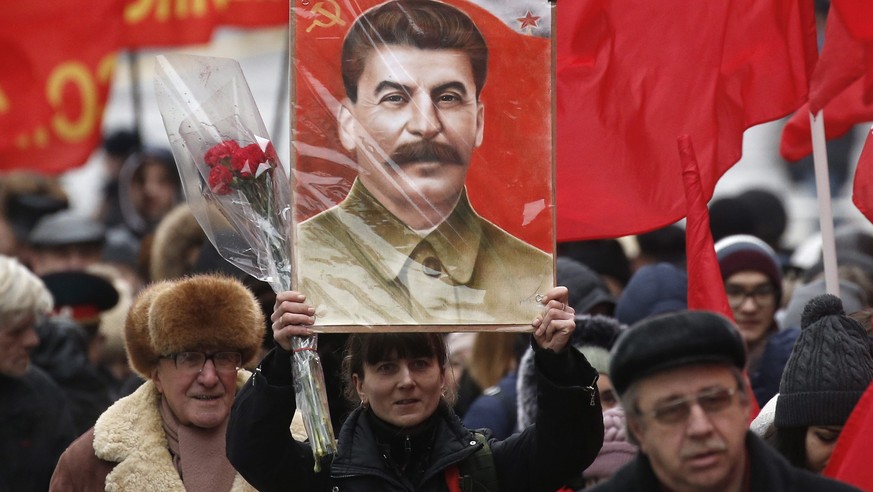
left=516, top=314, right=625, bottom=430
left=150, top=204, right=205, bottom=282
left=92, top=371, right=255, bottom=492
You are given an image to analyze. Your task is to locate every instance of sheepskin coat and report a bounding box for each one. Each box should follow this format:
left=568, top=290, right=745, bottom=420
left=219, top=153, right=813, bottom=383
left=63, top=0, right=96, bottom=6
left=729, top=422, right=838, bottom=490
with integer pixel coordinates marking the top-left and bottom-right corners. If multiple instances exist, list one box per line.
left=49, top=372, right=256, bottom=492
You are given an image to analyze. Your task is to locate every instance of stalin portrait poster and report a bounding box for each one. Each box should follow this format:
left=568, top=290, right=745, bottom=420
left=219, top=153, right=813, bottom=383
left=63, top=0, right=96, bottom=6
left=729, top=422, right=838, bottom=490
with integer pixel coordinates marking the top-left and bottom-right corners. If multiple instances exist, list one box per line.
left=291, top=0, right=555, bottom=331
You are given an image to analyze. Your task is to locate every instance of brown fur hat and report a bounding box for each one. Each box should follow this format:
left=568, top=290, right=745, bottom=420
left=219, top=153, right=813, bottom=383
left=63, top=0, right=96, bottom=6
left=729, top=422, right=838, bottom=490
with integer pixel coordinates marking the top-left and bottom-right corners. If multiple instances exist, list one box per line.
left=125, top=280, right=175, bottom=378
left=125, top=275, right=264, bottom=378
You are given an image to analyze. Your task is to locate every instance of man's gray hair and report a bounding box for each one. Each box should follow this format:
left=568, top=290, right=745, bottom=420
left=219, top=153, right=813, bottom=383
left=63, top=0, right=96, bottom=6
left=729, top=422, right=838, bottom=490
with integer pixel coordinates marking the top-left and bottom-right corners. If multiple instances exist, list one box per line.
left=0, top=255, right=52, bottom=324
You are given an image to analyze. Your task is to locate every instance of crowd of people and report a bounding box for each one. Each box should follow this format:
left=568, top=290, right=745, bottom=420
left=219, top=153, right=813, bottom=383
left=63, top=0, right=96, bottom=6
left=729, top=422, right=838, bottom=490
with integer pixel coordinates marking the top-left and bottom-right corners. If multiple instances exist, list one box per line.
left=5, top=151, right=873, bottom=491
left=4, top=0, right=873, bottom=490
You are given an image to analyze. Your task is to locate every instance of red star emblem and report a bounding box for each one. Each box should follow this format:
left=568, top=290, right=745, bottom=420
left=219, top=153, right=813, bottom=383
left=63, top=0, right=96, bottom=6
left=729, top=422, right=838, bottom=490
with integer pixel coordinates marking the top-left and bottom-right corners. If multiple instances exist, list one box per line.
left=516, top=11, right=540, bottom=31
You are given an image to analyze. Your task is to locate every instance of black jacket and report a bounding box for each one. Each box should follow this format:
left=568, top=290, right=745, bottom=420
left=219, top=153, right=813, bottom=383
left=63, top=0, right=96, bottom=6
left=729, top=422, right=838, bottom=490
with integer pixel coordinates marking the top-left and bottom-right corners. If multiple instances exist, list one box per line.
left=588, top=431, right=861, bottom=492
left=30, top=318, right=113, bottom=435
left=227, top=343, right=603, bottom=492
left=0, top=366, right=77, bottom=492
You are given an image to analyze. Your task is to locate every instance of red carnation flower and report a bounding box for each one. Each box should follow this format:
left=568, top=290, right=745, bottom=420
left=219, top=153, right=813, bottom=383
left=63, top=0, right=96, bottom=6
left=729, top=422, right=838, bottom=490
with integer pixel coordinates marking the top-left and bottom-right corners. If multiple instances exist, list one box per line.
left=204, top=140, right=240, bottom=168
left=231, top=143, right=266, bottom=178
left=208, top=164, right=234, bottom=195
left=265, top=142, right=279, bottom=169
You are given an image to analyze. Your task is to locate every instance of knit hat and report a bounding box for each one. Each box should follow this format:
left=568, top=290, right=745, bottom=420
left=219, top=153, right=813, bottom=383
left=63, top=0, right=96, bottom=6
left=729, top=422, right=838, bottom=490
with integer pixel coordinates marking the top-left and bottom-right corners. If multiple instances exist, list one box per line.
left=775, top=294, right=873, bottom=427
left=582, top=406, right=638, bottom=482
left=556, top=256, right=616, bottom=315
left=124, top=275, right=264, bottom=378
left=715, top=234, right=783, bottom=304
left=615, top=263, right=687, bottom=326
left=610, top=310, right=747, bottom=396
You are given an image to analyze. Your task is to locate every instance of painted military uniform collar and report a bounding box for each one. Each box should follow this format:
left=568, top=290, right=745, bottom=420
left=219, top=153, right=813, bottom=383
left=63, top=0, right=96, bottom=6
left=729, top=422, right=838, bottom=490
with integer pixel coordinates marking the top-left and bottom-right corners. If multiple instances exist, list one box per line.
left=339, top=179, right=483, bottom=285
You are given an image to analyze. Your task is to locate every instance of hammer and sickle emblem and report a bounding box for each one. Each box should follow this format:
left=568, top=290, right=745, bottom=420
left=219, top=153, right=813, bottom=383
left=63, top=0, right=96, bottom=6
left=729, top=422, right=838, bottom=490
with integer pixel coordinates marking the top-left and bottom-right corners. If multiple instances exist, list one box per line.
left=306, top=0, right=346, bottom=32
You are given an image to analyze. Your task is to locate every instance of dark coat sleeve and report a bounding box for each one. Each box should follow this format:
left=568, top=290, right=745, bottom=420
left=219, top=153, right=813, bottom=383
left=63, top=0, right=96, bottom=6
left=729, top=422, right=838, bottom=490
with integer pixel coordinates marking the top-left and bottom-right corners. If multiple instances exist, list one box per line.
left=226, top=348, right=330, bottom=492
left=490, top=343, right=604, bottom=492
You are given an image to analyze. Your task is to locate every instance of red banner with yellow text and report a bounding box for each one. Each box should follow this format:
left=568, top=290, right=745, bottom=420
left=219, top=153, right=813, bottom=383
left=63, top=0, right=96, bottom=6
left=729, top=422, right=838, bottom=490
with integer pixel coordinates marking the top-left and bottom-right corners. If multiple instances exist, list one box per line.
left=221, top=0, right=288, bottom=27
left=0, top=0, right=123, bottom=174
left=122, top=0, right=288, bottom=47
left=122, top=0, right=224, bottom=47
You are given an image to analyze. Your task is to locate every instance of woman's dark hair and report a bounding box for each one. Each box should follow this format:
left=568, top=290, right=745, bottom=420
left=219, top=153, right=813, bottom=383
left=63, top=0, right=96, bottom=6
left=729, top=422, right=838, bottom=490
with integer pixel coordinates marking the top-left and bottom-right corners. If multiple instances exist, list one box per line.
left=341, top=332, right=447, bottom=402
left=769, top=425, right=809, bottom=470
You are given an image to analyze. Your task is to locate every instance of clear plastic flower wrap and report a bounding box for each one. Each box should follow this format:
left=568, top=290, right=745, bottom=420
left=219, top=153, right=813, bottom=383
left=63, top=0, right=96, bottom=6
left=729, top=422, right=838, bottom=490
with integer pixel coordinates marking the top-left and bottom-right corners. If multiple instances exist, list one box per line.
left=153, top=53, right=336, bottom=469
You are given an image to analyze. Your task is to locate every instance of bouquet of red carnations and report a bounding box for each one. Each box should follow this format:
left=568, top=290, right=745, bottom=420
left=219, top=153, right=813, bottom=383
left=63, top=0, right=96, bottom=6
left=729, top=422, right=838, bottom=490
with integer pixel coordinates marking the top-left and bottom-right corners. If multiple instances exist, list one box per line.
left=154, top=53, right=336, bottom=468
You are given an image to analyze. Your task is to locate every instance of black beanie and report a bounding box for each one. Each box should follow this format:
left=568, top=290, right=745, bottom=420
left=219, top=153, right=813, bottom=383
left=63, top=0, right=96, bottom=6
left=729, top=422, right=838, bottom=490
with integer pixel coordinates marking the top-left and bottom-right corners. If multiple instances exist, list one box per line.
left=775, top=294, right=873, bottom=428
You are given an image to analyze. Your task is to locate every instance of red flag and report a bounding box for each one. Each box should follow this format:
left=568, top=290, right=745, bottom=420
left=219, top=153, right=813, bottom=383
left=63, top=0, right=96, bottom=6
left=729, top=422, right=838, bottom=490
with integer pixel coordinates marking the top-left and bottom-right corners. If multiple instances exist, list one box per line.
left=0, top=0, right=123, bottom=174
left=780, top=79, right=873, bottom=162
left=678, top=136, right=733, bottom=320
left=779, top=5, right=873, bottom=162
left=122, top=0, right=288, bottom=48
left=121, top=0, right=221, bottom=47
left=852, top=126, right=873, bottom=222
left=679, top=135, right=760, bottom=420
left=832, top=0, right=873, bottom=41
left=557, top=0, right=817, bottom=241
left=220, top=0, right=289, bottom=27
left=823, top=381, right=873, bottom=488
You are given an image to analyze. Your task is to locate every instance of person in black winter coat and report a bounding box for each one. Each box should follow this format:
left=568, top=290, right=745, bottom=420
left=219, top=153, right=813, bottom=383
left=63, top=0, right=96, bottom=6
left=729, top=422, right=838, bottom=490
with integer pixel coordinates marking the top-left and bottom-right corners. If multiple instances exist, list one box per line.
left=226, top=286, right=604, bottom=491
left=590, top=310, right=860, bottom=492
left=0, top=255, right=77, bottom=492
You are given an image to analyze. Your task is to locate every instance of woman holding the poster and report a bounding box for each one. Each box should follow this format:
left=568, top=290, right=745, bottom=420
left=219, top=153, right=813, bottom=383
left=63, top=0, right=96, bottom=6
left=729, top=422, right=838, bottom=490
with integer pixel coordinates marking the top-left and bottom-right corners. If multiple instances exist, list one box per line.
left=226, top=286, right=603, bottom=491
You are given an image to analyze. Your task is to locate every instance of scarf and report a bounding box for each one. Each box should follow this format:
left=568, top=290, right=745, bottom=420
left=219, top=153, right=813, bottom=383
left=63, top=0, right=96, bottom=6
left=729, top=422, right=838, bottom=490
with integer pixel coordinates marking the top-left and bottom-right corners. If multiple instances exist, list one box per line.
left=159, top=396, right=236, bottom=492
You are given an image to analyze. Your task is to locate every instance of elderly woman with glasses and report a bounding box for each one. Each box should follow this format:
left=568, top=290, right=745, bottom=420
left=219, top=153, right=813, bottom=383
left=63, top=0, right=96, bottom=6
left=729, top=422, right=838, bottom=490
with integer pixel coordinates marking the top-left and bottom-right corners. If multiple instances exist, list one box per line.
left=50, top=275, right=263, bottom=492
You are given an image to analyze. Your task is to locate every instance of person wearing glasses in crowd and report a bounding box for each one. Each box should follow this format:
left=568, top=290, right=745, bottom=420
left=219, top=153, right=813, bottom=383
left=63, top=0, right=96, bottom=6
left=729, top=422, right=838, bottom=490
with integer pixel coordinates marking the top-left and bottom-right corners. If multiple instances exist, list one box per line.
left=715, top=234, right=800, bottom=407
left=588, top=310, right=860, bottom=492
left=49, top=275, right=262, bottom=492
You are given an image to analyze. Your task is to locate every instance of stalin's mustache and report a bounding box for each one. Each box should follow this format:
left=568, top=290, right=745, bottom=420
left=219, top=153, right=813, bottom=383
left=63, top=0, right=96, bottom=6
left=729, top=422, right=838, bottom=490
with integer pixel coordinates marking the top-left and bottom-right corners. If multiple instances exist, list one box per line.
left=389, top=140, right=463, bottom=166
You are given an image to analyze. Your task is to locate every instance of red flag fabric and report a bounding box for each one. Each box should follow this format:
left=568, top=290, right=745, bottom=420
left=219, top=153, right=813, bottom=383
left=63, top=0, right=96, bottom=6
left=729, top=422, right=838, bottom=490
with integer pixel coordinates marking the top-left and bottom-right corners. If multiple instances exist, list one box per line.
left=780, top=79, right=873, bottom=162
left=121, top=0, right=222, bottom=47
left=122, top=0, right=288, bottom=48
left=557, top=0, right=817, bottom=241
left=678, top=136, right=733, bottom=320
left=832, top=0, right=873, bottom=41
left=851, top=126, right=873, bottom=222
left=220, top=0, right=289, bottom=27
left=823, top=381, right=873, bottom=488
left=779, top=5, right=873, bottom=162
left=0, top=0, right=123, bottom=174
left=679, top=134, right=760, bottom=420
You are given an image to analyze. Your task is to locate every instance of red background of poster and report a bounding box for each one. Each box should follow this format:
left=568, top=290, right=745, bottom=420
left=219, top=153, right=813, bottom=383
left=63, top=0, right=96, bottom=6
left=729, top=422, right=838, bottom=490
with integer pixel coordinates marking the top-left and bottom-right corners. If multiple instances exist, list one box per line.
left=292, top=0, right=553, bottom=252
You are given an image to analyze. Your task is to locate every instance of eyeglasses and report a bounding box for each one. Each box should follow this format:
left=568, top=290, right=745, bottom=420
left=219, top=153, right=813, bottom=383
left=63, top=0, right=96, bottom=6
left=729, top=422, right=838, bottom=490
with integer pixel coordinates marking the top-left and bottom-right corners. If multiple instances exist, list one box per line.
left=641, top=387, right=739, bottom=425
left=161, top=351, right=242, bottom=375
left=724, top=284, right=775, bottom=309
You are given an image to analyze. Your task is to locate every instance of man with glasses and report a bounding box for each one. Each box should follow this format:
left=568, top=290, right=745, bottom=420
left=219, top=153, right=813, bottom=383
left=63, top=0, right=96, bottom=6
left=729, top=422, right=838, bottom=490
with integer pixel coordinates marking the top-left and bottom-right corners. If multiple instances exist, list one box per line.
left=50, top=275, right=263, bottom=491
left=715, top=234, right=799, bottom=407
left=589, top=310, right=859, bottom=491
